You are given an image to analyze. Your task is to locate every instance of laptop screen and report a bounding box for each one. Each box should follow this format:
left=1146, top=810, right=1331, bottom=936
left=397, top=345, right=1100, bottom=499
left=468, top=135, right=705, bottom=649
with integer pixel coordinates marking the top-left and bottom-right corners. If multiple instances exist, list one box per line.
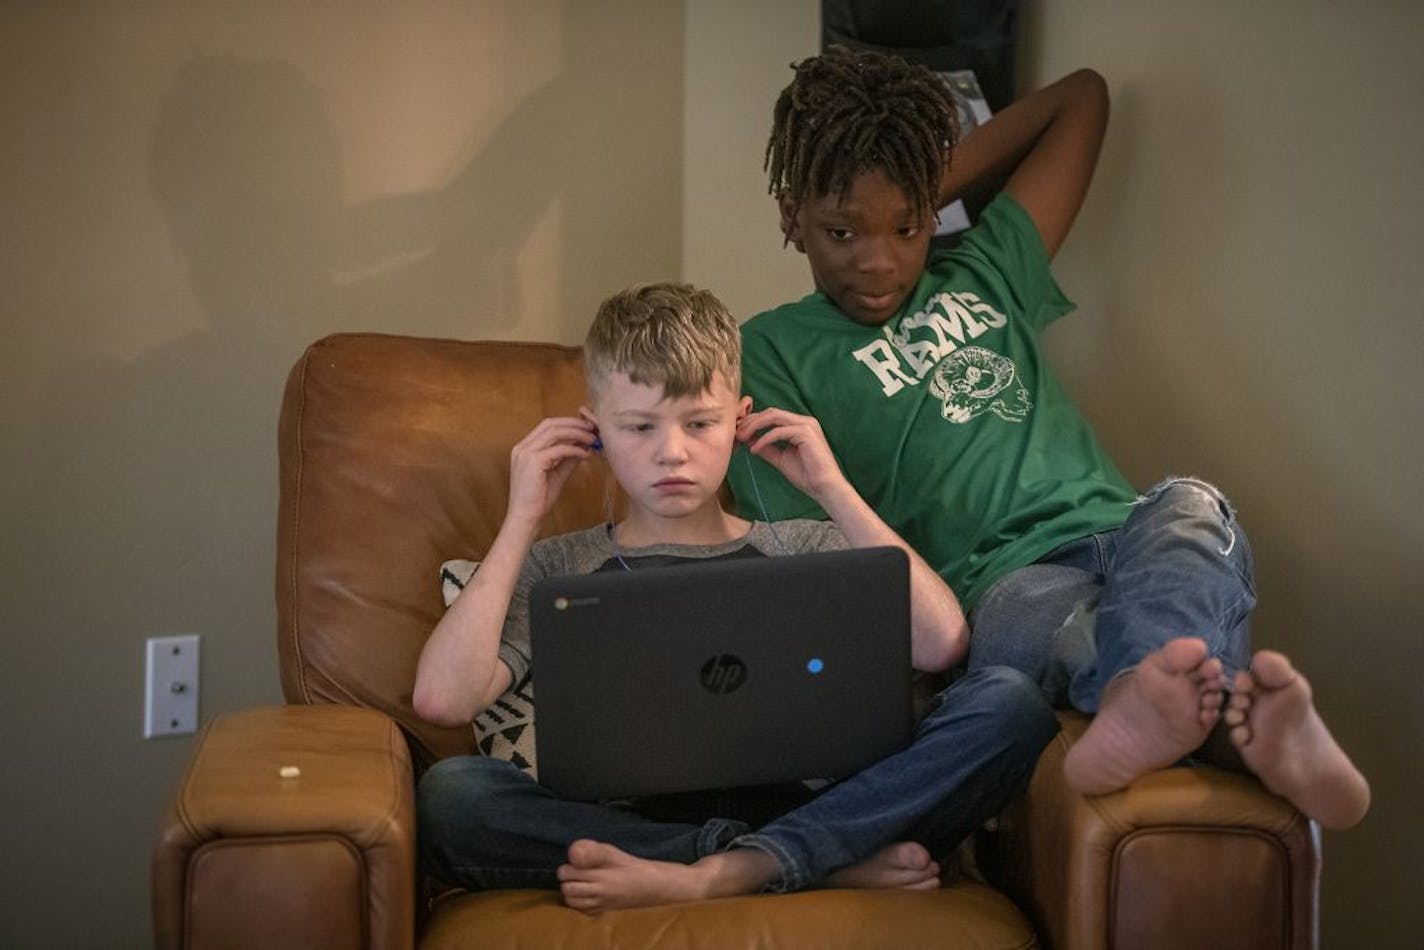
left=529, top=546, right=913, bottom=800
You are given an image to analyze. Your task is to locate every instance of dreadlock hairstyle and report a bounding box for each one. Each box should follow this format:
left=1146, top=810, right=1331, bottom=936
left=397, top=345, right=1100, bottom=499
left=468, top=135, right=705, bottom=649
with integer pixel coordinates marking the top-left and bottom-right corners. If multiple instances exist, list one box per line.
left=765, top=45, right=960, bottom=230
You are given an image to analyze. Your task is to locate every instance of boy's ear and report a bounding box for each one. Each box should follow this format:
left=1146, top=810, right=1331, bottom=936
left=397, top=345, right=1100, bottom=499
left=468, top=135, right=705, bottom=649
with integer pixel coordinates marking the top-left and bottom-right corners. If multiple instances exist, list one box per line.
left=736, top=395, right=753, bottom=420
left=778, top=199, right=805, bottom=253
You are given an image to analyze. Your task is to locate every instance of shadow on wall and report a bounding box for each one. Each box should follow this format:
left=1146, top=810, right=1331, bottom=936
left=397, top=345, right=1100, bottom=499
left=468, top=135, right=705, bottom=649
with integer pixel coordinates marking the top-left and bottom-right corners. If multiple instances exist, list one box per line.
left=49, top=16, right=667, bottom=655
left=17, top=0, right=683, bottom=700
left=14, top=0, right=679, bottom=790
left=29, top=50, right=590, bottom=665
left=103, top=25, right=676, bottom=635
left=146, top=50, right=560, bottom=338
left=6, top=8, right=684, bottom=942
left=75, top=17, right=678, bottom=640
left=146, top=5, right=679, bottom=346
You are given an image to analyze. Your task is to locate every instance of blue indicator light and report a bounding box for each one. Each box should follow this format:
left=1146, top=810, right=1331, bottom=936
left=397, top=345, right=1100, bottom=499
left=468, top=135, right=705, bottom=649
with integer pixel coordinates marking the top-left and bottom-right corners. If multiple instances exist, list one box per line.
left=806, top=657, right=824, bottom=675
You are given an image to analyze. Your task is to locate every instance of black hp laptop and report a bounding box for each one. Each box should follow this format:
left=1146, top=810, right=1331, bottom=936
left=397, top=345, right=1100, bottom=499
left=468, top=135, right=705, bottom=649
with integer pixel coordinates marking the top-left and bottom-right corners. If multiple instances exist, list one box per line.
left=529, top=545, right=914, bottom=800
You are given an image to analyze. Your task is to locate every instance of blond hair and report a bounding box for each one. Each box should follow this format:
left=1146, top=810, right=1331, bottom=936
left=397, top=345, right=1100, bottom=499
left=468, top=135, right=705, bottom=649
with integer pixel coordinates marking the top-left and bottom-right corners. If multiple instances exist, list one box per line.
left=584, top=282, right=741, bottom=406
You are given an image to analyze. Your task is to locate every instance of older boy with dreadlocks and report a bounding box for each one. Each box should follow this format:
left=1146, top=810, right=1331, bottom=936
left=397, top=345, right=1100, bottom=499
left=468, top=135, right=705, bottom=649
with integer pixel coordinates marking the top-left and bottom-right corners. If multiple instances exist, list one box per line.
left=729, top=46, right=1369, bottom=830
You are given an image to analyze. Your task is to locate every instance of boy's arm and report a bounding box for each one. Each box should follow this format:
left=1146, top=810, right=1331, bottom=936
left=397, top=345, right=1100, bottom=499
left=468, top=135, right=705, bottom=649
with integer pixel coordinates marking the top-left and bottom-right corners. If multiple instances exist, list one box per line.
left=737, top=407, right=968, bottom=672
left=412, top=416, right=598, bottom=727
left=938, top=68, right=1109, bottom=258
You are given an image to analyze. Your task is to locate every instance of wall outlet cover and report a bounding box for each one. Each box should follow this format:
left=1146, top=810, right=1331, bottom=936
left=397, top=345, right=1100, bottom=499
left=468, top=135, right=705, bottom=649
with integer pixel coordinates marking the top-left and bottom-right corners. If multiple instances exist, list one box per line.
left=144, top=635, right=200, bottom=738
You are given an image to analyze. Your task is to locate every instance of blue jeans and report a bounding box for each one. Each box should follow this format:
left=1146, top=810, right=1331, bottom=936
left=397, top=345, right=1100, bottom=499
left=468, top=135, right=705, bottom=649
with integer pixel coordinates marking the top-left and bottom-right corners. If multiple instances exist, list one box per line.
left=968, top=477, right=1256, bottom=712
left=418, top=667, right=1057, bottom=893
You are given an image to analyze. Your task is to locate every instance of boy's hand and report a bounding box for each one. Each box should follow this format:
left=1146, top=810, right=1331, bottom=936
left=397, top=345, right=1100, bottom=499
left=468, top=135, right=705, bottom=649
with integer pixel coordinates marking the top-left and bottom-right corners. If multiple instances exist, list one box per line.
left=740, top=408, right=969, bottom=672
left=737, top=407, right=848, bottom=503
left=506, top=416, right=599, bottom=525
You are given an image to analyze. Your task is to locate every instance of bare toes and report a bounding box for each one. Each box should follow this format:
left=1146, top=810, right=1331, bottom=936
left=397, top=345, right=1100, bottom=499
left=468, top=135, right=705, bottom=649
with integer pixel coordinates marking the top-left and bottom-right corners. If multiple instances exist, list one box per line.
left=1248, top=650, right=1299, bottom=691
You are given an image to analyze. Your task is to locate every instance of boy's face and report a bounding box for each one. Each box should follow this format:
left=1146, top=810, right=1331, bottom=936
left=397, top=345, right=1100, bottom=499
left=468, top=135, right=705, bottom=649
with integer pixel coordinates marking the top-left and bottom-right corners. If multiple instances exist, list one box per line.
left=585, top=370, right=749, bottom=525
left=781, top=168, right=933, bottom=327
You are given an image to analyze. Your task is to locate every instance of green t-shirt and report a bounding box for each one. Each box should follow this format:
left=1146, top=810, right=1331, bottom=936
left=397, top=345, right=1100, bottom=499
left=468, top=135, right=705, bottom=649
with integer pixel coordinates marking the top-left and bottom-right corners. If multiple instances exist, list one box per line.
left=732, top=193, right=1136, bottom=610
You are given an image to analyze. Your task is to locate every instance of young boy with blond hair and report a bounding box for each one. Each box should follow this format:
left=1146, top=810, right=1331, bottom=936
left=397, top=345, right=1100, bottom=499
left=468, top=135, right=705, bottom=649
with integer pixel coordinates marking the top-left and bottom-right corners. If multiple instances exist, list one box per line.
left=412, top=281, right=1057, bottom=910
left=730, top=46, right=1368, bottom=830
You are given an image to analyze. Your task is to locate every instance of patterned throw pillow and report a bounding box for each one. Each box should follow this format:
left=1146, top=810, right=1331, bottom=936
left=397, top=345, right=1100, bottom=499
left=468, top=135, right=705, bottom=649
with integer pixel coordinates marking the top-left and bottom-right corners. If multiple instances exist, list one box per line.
left=440, top=560, right=538, bottom=777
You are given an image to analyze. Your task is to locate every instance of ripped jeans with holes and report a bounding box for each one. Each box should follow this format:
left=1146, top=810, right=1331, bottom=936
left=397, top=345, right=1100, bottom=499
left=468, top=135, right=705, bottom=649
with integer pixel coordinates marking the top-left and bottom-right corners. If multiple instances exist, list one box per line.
left=967, top=477, right=1256, bottom=713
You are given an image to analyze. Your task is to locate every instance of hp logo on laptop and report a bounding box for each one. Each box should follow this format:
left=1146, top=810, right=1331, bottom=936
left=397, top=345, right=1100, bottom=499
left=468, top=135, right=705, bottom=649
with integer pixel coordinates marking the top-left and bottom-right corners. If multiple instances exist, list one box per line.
left=700, top=654, right=747, bottom=694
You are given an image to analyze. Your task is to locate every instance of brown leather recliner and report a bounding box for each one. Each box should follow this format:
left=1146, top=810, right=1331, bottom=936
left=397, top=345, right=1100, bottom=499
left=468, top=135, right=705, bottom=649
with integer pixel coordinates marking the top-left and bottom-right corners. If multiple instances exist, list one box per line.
left=153, top=333, right=1321, bottom=949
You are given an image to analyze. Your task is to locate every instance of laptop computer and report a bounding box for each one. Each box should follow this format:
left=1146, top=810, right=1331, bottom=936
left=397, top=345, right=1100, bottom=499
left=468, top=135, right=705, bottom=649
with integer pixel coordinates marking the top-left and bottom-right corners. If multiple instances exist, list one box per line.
left=529, top=545, right=913, bottom=801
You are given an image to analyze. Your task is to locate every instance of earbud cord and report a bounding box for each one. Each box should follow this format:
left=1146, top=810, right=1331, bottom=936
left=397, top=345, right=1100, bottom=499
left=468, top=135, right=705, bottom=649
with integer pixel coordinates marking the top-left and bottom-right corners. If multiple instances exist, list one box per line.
left=598, top=452, right=635, bottom=572
left=741, top=447, right=789, bottom=555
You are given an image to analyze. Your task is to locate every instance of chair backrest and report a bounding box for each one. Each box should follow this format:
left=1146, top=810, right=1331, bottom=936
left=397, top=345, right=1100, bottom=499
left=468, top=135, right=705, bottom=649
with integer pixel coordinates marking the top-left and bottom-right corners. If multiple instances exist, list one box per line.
left=276, top=333, right=609, bottom=767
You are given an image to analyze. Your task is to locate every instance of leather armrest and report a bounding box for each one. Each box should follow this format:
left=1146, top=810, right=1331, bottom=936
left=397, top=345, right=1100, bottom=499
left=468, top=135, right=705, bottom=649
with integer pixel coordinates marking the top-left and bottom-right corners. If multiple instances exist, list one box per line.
left=983, top=712, right=1320, bottom=950
left=152, top=705, right=416, bottom=950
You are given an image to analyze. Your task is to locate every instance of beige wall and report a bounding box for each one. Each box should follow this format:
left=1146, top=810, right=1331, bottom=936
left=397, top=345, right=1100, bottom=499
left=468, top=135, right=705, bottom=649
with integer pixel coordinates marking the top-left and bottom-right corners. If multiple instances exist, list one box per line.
left=682, top=0, right=820, bottom=319
left=2, top=1, right=1418, bottom=946
left=1017, top=2, right=1423, bottom=944
left=0, top=2, right=683, bottom=946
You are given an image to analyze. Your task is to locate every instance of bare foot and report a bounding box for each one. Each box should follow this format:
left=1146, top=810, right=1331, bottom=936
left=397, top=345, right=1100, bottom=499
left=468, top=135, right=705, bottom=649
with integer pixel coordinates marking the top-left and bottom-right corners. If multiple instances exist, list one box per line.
left=556, top=840, right=779, bottom=913
left=1064, top=637, right=1225, bottom=795
left=824, top=842, right=942, bottom=891
left=1225, top=651, right=1370, bottom=830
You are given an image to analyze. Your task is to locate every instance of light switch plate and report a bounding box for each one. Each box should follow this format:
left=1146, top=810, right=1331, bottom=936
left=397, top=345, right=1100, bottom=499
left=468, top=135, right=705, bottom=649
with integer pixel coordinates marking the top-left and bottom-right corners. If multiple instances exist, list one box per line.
left=144, top=635, right=200, bottom=738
